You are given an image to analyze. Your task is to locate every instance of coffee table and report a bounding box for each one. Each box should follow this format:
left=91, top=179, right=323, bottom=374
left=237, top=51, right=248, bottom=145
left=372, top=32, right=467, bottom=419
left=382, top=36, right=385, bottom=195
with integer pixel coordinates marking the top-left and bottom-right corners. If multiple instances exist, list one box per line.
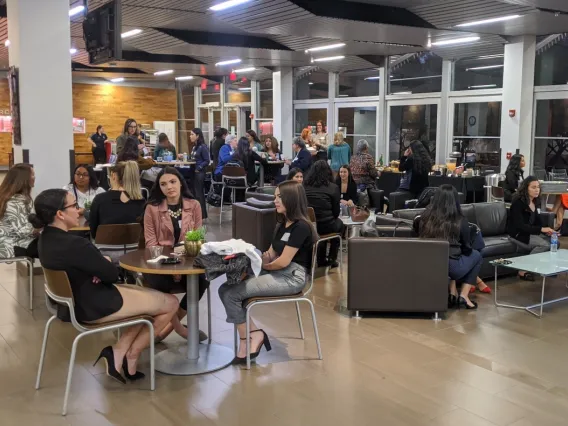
left=340, top=213, right=376, bottom=239
left=491, top=250, right=568, bottom=318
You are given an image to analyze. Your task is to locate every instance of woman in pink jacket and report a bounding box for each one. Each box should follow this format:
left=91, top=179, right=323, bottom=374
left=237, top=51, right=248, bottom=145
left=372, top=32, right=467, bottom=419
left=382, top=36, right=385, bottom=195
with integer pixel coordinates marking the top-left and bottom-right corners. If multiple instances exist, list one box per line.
left=143, top=167, right=209, bottom=341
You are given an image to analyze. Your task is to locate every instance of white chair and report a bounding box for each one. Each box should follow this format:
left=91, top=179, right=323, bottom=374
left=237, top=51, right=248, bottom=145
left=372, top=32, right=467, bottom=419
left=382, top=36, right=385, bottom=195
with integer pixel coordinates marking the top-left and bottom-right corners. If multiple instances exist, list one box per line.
left=0, top=256, right=34, bottom=309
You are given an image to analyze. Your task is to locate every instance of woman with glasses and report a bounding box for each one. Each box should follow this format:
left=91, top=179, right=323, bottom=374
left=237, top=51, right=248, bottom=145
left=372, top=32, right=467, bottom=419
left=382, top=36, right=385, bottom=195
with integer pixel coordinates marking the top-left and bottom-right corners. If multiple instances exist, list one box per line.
left=116, top=118, right=146, bottom=156
left=63, top=164, right=105, bottom=215
left=33, top=189, right=179, bottom=383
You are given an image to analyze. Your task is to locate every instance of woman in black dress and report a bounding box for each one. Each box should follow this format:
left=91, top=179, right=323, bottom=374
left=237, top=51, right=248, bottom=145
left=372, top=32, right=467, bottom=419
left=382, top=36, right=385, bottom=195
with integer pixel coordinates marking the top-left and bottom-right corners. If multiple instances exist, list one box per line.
left=335, top=165, right=358, bottom=207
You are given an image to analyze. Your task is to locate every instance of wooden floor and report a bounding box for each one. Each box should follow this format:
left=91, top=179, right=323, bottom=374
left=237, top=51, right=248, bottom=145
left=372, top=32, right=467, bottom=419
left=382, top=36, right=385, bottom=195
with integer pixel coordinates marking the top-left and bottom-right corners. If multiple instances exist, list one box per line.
left=1, top=216, right=568, bottom=425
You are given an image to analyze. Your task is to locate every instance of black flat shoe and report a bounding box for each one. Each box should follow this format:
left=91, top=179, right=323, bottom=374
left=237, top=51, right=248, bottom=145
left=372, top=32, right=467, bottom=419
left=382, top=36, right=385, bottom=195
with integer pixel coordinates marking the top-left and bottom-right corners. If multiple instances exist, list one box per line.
left=232, top=329, right=272, bottom=365
left=448, top=294, right=458, bottom=308
left=93, top=346, right=126, bottom=384
left=457, top=297, right=478, bottom=310
left=519, top=272, right=535, bottom=281
left=329, top=260, right=339, bottom=269
left=122, top=358, right=145, bottom=381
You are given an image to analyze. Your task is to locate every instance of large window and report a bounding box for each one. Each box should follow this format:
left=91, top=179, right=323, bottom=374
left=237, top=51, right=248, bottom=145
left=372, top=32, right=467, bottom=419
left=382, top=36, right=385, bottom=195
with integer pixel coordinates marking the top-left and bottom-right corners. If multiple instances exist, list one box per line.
left=533, top=98, right=568, bottom=171
left=337, top=106, right=377, bottom=159
left=177, top=83, right=195, bottom=153
left=389, top=104, right=437, bottom=161
left=453, top=101, right=502, bottom=168
left=228, top=78, right=251, bottom=103
left=453, top=54, right=504, bottom=91
left=535, top=36, right=568, bottom=86
left=388, top=53, right=443, bottom=94
left=294, top=108, right=327, bottom=137
left=258, top=79, right=273, bottom=118
left=295, top=69, right=329, bottom=100
left=338, top=69, right=380, bottom=98
left=201, top=81, right=221, bottom=104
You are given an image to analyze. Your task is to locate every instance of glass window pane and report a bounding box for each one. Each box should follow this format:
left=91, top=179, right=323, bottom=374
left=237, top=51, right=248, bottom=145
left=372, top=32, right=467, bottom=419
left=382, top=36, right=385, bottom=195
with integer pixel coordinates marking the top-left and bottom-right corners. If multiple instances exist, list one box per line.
left=532, top=139, right=568, bottom=171
left=337, top=106, right=377, bottom=159
left=258, top=121, right=274, bottom=137
left=259, top=79, right=273, bottom=118
left=389, top=104, right=437, bottom=161
left=388, top=53, right=442, bottom=94
left=294, top=108, right=327, bottom=136
left=535, top=37, right=568, bottom=86
left=228, top=78, right=251, bottom=103
left=453, top=55, right=504, bottom=91
left=179, top=83, right=195, bottom=120
left=453, top=102, right=501, bottom=137
left=202, top=81, right=221, bottom=104
left=295, top=69, right=329, bottom=100
left=535, top=99, right=568, bottom=137
left=338, top=69, right=380, bottom=98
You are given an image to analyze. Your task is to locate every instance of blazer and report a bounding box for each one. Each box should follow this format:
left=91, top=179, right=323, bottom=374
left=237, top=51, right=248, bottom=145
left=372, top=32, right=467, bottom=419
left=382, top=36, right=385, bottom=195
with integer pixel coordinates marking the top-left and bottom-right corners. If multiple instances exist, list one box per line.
left=335, top=177, right=358, bottom=203
left=192, top=143, right=211, bottom=172
left=507, top=197, right=543, bottom=244
left=144, top=198, right=202, bottom=247
left=502, top=169, right=523, bottom=202
left=38, top=226, right=122, bottom=322
left=291, top=148, right=312, bottom=172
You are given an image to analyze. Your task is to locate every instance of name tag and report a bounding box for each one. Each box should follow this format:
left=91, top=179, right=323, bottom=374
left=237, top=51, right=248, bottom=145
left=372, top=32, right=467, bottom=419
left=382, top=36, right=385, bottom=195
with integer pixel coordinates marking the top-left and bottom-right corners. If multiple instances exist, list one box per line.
left=281, top=233, right=290, bottom=242
left=537, top=208, right=541, bottom=214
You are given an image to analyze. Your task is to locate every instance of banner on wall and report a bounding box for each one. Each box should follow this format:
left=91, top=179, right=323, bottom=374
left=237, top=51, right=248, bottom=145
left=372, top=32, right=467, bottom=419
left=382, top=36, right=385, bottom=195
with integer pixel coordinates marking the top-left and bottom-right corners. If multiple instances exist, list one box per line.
left=8, top=66, right=21, bottom=145
left=72, top=118, right=86, bottom=134
left=0, top=116, right=86, bottom=134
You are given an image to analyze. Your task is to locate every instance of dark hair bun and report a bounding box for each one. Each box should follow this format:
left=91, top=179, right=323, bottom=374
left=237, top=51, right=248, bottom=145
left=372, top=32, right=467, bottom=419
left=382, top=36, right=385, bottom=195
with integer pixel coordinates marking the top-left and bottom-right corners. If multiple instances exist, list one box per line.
left=28, top=213, right=47, bottom=228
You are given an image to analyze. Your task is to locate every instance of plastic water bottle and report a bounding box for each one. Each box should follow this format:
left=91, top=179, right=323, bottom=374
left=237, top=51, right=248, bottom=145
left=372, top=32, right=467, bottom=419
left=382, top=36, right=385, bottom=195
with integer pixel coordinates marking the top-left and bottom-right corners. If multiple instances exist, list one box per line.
left=551, top=232, right=559, bottom=253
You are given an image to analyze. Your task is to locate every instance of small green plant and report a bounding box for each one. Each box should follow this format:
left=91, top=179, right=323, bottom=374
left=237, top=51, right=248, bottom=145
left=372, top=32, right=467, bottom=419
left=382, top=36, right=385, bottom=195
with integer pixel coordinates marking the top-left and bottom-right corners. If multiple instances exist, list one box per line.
left=83, top=201, right=92, bottom=211
left=185, top=226, right=206, bottom=241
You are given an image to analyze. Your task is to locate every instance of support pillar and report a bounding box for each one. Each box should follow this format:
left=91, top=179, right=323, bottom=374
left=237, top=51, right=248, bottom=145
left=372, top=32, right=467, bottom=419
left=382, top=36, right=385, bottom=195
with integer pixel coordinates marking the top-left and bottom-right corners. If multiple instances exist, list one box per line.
left=273, top=67, right=294, bottom=158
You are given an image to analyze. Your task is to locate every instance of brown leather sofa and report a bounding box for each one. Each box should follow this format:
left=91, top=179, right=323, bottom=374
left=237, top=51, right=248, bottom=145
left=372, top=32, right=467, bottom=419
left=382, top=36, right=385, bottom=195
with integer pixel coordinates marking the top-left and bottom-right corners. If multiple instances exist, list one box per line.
left=348, top=238, right=449, bottom=315
left=232, top=201, right=277, bottom=252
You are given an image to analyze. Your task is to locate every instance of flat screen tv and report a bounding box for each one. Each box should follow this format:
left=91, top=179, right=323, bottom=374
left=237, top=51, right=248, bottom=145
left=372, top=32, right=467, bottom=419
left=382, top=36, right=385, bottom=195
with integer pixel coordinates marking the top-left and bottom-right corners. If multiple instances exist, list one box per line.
left=82, top=0, right=122, bottom=65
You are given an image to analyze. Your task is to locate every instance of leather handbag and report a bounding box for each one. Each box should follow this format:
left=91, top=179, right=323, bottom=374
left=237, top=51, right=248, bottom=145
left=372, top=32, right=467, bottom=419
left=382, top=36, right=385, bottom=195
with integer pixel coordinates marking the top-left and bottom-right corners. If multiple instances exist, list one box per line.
left=349, top=205, right=370, bottom=222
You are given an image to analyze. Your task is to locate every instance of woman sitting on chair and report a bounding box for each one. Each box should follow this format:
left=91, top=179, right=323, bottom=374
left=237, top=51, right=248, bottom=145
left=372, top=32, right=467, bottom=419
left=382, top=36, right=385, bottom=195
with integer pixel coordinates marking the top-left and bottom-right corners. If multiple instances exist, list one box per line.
left=33, top=189, right=179, bottom=383
left=218, top=180, right=316, bottom=364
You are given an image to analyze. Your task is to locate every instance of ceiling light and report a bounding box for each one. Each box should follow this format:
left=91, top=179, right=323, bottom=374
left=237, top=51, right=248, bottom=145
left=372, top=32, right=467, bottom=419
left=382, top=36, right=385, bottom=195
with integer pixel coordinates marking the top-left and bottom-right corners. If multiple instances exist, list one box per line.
left=466, top=64, right=504, bottom=71
left=456, top=15, right=521, bottom=27
left=475, top=54, right=504, bottom=60
left=311, top=55, right=345, bottom=63
left=209, top=0, right=252, bottom=12
left=154, top=70, right=174, bottom=76
left=70, top=48, right=78, bottom=54
left=364, top=76, right=380, bottom=80
left=175, top=76, right=194, bottom=81
left=468, top=84, right=497, bottom=89
left=391, top=75, right=442, bottom=82
left=431, top=36, right=480, bottom=46
left=215, top=59, right=241, bottom=66
left=121, top=29, right=143, bottom=39
left=110, top=78, right=125, bottom=83
left=308, top=82, right=314, bottom=85
left=4, top=40, right=9, bottom=47
left=69, top=5, right=85, bottom=17
left=305, top=43, right=346, bottom=53
left=238, top=88, right=252, bottom=91
left=393, top=91, right=412, bottom=95
left=338, top=94, right=349, bottom=97
left=233, top=67, right=256, bottom=73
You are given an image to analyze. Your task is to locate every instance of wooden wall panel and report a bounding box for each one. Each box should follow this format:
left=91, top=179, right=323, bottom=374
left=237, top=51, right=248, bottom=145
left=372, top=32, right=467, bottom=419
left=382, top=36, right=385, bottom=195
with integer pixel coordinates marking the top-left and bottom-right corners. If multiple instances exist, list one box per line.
left=0, top=82, right=177, bottom=166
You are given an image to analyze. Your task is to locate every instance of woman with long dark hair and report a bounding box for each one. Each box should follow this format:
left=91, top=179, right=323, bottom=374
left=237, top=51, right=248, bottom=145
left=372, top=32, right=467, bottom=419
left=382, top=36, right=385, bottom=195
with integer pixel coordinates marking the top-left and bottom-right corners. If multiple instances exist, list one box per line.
left=190, top=128, right=210, bottom=219
left=304, top=160, right=344, bottom=268
left=415, top=185, right=482, bottom=309
left=507, top=176, right=554, bottom=280
left=502, top=154, right=525, bottom=202
left=218, top=180, right=316, bottom=364
left=232, top=136, right=267, bottom=186
left=261, top=135, right=283, bottom=184
left=0, top=164, right=39, bottom=258
left=63, top=164, right=105, bottom=215
left=116, top=137, right=154, bottom=171
left=287, top=168, right=304, bottom=184
left=143, top=167, right=209, bottom=341
left=211, top=127, right=228, bottom=168
left=335, top=165, right=358, bottom=207
left=398, top=140, right=433, bottom=197
left=246, top=129, right=263, bottom=152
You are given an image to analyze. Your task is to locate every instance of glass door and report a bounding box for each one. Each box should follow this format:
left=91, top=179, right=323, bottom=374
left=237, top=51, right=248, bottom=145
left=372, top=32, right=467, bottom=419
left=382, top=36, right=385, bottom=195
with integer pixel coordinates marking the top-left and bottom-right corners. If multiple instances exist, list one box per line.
left=334, top=102, right=379, bottom=160
left=533, top=91, right=568, bottom=174
left=225, top=104, right=252, bottom=137
left=294, top=106, right=328, bottom=137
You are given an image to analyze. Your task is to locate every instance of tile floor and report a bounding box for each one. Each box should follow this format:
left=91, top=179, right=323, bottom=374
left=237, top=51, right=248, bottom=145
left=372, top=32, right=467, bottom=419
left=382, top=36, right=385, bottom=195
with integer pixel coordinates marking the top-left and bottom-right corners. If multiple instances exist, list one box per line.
left=1, top=214, right=568, bottom=425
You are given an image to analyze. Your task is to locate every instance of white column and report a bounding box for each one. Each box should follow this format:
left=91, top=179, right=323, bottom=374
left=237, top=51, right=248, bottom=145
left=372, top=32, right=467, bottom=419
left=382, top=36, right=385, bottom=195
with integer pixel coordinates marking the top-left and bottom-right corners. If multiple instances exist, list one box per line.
left=378, top=66, right=388, bottom=162
left=500, top=35, right=536, bottom=173
left=438, top=60, right=452, bottom=164
left=327, top=72, right=337, bottom=136
left=7, top=0, right=74, bottom=194
left=273, top=67, right=294, bottom=158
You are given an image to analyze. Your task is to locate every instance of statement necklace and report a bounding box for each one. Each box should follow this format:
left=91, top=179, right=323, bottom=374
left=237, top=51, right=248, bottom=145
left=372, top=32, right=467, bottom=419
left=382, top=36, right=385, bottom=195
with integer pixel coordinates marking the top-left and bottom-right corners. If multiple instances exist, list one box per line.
left=168, top=203, right=182, bottom=219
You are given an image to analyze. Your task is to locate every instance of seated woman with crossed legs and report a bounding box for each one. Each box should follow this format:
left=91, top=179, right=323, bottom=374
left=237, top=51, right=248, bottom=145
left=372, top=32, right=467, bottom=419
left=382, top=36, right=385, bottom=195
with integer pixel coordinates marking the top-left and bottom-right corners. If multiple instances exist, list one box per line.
left=218, top=181, right=317, bottom=364
left=33, top=189, right=179, bottom=383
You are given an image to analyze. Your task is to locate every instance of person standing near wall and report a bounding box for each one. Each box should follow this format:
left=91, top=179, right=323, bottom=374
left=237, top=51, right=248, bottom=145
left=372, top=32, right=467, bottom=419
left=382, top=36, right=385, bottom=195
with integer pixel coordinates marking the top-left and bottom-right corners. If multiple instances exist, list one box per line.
left=88, top=125, right=108, bottom=164
left=190, top=128, right=210, bottom=219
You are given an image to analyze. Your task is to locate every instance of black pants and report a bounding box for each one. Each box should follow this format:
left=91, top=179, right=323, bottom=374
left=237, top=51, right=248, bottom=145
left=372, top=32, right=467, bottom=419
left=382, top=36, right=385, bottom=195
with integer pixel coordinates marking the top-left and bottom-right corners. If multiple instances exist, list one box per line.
left=143, top=273, right=209, bottom=311
left=194, top=170, right=207, bottom=219
left=92, top=148, right=106, bottom=164
left=316, top=218, right=345, bottom=263
left=14, top=238, right=39, bottom=258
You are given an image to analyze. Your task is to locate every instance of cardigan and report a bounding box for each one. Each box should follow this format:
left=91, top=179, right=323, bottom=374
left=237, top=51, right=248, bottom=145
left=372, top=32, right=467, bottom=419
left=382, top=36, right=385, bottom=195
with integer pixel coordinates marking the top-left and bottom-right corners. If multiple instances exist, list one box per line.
left=335, top=177, right=358, bottom=203
left=0, top=194, right=35, bottom=258
left=144, top=198, right=202, bottom=247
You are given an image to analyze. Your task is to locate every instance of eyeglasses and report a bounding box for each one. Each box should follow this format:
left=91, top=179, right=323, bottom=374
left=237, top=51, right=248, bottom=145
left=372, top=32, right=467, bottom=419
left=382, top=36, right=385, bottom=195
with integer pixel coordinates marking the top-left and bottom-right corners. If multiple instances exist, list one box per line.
left=75, top=173, right=89, bottom=178
left=128, top=125, right=137, bottom=129
left=62, top=202, right=79, bottom=211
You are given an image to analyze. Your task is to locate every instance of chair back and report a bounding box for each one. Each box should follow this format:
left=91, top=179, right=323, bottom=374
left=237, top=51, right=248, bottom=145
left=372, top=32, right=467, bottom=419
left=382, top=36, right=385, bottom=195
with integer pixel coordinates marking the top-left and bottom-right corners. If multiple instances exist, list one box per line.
left=141, top=187, right=149, bottom=200
left=533, top=168, right=547, bottom=181
left=138, top=222, right=146, bottom=249
left=42, top=268, right=74, bottom=301
left=490, top=186, right=504, bottom=202
left=550, top=169, right=568, bottom=182
left=94, top=223, right=141, bottom=246
left=307, top=207, right=316, bottom=223
left=222, top=166, right=248, bottom=189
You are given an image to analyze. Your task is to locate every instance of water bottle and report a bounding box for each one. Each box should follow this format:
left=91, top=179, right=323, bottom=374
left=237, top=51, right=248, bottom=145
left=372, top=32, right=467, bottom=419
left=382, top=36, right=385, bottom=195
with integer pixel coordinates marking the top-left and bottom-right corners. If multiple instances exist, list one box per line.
left=551, top=232, right=559, bottom=253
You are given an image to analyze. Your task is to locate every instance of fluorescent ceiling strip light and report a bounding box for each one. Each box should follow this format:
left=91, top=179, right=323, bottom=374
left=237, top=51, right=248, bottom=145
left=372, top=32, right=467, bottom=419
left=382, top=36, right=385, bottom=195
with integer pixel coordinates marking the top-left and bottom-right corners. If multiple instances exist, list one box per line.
left=210, top=0, right=252, bottom=12
left=305, top=43, right=345, bottom=53
left=338, top=94, right=349, bottom=97
left=69, top=5, right=85, bottom=17
left=364, top=76, right=380, bottom=80
left=70, top=48, right=78, bottom=54
left=110, top=78, right=125, bottom=83
left=390, top=75, right=442, bottom=82
left=393, top=91, right=412, bottom=95
left=121, top=29, right=143, bottom=39
left=216, top=59, right=241, bottom=66
left=466, top=64, right=504, bottom=71
left=175, top=76, right=194, bottom=81
left=456, top=15, right=521, bottom=27
left=468, top=84, right=497, bottom=88
left=154, top=70, right=174, bottom=76
left=311, top=55, right=345, bottom=63
left=431, top=36, right=480, bottom=46
left=238, top=88, right=252, bottom=91
left=475, top=54, right=504, bottom=60
left=308, top=82, right=314, bottom=85
left=233, top=67, right=256, bottom=73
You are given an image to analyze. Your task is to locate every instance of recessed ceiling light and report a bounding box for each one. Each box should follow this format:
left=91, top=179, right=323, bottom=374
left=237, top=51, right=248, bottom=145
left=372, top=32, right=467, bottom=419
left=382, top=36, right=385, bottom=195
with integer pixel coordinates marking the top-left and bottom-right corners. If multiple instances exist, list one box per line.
left=393, top=91, right=412, bottom=95
left=121, top=29, right=143, bottom=39
left=365, top=76, right=380, bottom=80
left=69, top=5, right=85, bottom=17
left=70, top=48, right=77, bottom=54
left=233, top=67, right=256, bottom=73
left=308, top=82, right=314, bottom=85
left=466, top=64, right=504, bottom=71
left=456, top=15, right=521, bottom=27
left=305, top=43, right=346, bottom=53
left=154, top=70, right=174, bottom=76
left=468, top=84, right=497, bottom=89
left=209, top=0, right=252, bottom=12
left=175, top=76, right=194, bottom=81
left=311, top=55, right=345, bottom=63
left=216, top=59, right=242, bottom=66
left=238, top=87, right=252, bottom=91
left=431, top=36, right=480, bottom=46
left=4, top=40, right=10, bottom=47
left=111, top=78, right=125, bottom=83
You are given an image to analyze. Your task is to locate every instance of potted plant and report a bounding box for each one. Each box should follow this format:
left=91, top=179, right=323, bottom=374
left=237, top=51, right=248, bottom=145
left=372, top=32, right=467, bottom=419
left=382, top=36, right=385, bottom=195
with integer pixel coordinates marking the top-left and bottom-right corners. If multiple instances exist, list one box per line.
left=184, top=226, right=206, bottom=257
left=83, top=200, right=92, bottom=222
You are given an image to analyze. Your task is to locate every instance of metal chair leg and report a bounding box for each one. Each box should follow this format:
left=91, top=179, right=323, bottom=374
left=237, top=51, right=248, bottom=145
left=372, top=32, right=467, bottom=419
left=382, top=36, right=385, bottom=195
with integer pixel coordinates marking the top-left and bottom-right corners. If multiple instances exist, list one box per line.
left=245, top=308, right=251, bottom=370
left=62, top=333, right=84, bottom=416
left=207, top=287, right=212, bottom=344
left=305, top=298, right=323, bottom=360
left=220, top=187, right=225, bottom=225
left=295, top=302, right=305, bottom=339
left=35, top=315, right=57, bottom=389
left=26, top=258, right=33, bottom=310
left=233, top=325, right=238, bottom=354
left=338, top=236, right=343, bottom=274
left=147, top=321, right=155, bottom=391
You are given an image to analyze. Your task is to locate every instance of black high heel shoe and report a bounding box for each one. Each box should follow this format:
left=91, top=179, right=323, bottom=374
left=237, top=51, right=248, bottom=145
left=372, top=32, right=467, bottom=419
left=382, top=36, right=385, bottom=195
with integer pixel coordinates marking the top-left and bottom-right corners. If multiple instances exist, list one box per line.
left=457, top=296, right=478, bottom=310
left=122, top=357, right=145, bottom=381
left=232, top=329, right=272, bottom=365
left=93, top=346, right=126, bottom=384
left=448, top=294, right=458, bottom=308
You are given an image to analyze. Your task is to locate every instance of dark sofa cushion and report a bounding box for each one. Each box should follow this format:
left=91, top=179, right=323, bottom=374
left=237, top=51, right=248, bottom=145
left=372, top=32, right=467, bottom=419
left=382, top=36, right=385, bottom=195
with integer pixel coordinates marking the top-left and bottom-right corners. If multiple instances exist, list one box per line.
left=480, top=236, right=518, bottom=258
left=245, top=197, right=275, bottom=209
left=473, top=202, right=508, bottom=237
left=461, top=204, right=477, bottom=224
left=393, top=208, right=425, bottom=221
